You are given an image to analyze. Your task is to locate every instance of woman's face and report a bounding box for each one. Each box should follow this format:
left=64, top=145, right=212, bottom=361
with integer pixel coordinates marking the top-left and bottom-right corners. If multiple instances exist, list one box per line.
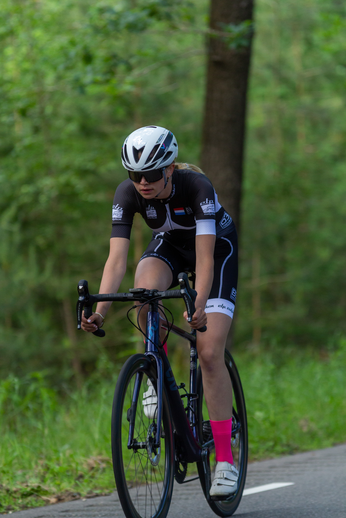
left=132, top=163, right=175, bottom=199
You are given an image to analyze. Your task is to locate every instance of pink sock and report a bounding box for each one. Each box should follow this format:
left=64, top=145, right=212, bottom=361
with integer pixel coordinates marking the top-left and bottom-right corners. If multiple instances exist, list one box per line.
left=210, top=419, right=233, bottom=464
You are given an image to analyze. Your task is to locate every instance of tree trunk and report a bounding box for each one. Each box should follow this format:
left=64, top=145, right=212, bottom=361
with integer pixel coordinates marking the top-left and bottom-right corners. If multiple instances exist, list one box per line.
left=201, top=0, right=254, bottom=234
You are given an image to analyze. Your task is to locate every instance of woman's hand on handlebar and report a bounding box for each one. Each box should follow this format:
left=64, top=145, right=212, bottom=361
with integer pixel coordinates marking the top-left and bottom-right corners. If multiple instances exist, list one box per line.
left=183, top=306, right=207, bottom=330
left=81, top=311, right=103, bottom=332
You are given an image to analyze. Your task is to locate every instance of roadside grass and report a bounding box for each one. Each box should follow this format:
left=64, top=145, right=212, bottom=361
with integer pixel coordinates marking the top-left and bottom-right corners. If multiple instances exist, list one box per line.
left=0, top=373, right=117, bottom=513
left=238, top=338, right=346, bottom=459
left=1, top=338, right=345, bottom=513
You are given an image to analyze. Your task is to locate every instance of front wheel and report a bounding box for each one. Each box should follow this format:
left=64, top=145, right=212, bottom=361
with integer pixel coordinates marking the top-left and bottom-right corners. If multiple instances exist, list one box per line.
left=196, top=350, right=248, bottom=517
left=111, top=354, right=174, bottom=518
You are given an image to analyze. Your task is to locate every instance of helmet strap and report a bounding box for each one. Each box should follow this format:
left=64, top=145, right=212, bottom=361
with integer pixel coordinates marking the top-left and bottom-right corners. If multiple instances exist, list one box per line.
left=154, top=168, right=169, bottom=198
left=162, top=169, right=168, bottom=189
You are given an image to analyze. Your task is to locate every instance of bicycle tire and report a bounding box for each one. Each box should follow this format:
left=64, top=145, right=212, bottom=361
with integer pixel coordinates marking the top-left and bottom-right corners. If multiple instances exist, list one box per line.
left=111, top=354, right=174, bottom=518
left=196, top=349, right=248, bottom=517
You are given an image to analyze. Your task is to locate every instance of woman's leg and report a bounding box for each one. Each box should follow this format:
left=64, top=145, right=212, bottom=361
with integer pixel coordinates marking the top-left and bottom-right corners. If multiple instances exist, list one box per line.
left=135, top=258, right=172, bottom=417
left=198, top=312, right=239, bottom=496
left=134, top=257, right=173, bottom=335
left=197, top=312, right=233, bottom=421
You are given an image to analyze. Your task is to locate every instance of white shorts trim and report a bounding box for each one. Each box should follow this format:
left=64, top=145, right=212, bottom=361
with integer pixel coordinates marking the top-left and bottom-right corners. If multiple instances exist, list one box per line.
left=205, top=298, right=235, bottom=319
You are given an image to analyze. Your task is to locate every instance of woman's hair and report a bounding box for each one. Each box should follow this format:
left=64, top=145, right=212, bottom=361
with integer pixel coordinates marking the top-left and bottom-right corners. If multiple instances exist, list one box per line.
left=175, top=162, right=206, bottom=175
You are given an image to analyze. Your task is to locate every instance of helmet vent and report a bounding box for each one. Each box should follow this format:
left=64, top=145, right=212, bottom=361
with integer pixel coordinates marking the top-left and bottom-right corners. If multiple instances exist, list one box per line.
left=122, top=145, right=130, bottom=166
left=164, top=151, right=173, bottom=162
left=132, top=146, right=145, bottom=163
left=162, top=132, right=173, bottom=150
left=145, top=144, right=160, bottom=164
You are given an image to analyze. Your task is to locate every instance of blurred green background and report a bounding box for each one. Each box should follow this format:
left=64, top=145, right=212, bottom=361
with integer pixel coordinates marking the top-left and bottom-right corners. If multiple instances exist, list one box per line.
left=1, top=0, right=346, bottom=511
left=1, top=0, right=345, bottom=382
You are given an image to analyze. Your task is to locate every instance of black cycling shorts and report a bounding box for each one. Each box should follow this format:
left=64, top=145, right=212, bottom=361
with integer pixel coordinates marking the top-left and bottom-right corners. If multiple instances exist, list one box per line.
left=139, top=231, right=238, bottom=319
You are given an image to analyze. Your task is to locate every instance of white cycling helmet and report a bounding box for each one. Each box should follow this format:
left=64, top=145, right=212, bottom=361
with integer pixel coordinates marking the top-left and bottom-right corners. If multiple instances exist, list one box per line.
left=121, top=125, right=178, bottom=172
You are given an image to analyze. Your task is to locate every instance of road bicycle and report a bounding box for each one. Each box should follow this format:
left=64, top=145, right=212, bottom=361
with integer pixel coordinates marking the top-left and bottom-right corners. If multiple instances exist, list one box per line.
left=76, top=272, right=248, bottom=518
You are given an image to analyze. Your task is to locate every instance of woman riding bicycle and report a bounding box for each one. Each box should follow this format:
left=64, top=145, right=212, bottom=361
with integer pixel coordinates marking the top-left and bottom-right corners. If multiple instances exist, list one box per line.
left=81, top=125, right=239, bottom=498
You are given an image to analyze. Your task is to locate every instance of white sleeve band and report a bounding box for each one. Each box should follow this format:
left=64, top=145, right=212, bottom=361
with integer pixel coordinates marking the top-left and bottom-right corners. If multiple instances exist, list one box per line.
left=196, top=219, right=216, bottom=236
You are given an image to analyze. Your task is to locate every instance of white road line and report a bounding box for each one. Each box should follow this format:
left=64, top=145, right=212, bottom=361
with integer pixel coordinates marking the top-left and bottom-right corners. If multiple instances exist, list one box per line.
left=243, top=482, right=294, bottom=496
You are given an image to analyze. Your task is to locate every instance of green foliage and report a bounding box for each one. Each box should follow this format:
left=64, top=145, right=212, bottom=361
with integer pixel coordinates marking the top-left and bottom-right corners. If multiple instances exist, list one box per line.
left=0, top=372, right=57, bottom=429
left=0, top=368, right=117, bottom=513
left=239, top=338, right=346, bottom=458
left=0, top=0, right=206, bottom=381
left=237, top=0, right=346, bottom=347
left=218, top=20, right=254, bottom=49
left=0, top=0, right=345, bottom=384
left=92, top=0, right=195, bottom=33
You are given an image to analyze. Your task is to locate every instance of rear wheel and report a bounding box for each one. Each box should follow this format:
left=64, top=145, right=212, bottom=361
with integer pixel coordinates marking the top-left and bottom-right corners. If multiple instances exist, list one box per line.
left=111, top=354, right=174, bottom=518
left=196, top=350, right=248, bottom=517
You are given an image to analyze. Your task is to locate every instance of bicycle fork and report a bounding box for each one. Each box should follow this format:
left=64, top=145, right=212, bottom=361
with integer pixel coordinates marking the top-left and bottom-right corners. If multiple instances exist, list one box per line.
left=145, top=301, right=164, bottom=448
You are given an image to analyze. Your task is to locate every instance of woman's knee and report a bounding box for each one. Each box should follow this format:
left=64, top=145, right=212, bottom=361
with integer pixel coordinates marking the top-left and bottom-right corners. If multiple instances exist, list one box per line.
left=134, top=258, right=172, bottom=290
left=198, top=343, right=225, bottom=373
left=197, top=328, right=229, bottom=371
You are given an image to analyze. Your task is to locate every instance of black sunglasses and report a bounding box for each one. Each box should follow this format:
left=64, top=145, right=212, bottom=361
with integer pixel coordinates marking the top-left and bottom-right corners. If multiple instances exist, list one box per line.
left=128, top=168, right=165, bottom=183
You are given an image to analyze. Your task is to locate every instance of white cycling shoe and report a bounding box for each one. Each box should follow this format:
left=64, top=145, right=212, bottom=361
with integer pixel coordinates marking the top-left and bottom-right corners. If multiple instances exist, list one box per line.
left=209, top=462, right=239, bottom=498
left=142, top=379, right=158, bottom=419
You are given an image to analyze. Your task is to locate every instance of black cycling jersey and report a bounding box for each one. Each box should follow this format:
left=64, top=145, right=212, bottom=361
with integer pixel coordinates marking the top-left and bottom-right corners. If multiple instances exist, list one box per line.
left=111, top=168, right=235, bottom=245
left=110, top=168, right=238, bottom=318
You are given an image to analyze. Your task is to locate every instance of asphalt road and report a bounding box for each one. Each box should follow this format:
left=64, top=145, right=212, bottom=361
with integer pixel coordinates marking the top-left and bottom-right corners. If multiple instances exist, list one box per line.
left=4, top=444, right=346, bottom=518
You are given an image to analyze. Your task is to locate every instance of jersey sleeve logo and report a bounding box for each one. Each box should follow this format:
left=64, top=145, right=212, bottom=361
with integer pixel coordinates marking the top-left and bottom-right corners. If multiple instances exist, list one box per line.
left=200, top=198, right=215, bottom=215
left=146, top=205, right=157, bottom=219
left=112, top=204, right=124, bottom=221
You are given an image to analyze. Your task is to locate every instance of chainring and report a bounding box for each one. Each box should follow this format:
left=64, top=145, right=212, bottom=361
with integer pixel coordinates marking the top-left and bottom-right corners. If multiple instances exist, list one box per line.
left=174, top=459, right=188, bottom=483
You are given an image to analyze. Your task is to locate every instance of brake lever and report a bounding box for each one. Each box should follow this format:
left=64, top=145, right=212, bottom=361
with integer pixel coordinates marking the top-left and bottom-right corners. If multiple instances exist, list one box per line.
left=178, top=272, right=207, bottom=333
left=77, top=280, right=88, bottom=330
left=77, top=280, right=105, bottom=338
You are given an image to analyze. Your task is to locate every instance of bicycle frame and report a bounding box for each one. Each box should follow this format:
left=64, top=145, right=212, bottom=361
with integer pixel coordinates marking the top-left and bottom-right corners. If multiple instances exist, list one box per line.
left=76, top=276, right=210, bottom=464
left=144, top=298, right=204, bottom=463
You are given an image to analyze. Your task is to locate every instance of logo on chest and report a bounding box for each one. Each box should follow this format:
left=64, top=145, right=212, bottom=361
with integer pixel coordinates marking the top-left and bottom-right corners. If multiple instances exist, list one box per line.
left=146, top=205, right=157, bottom=219
left=173, top=207, right=186, bottom=216
left=173, top=207, right=193, bottom=216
